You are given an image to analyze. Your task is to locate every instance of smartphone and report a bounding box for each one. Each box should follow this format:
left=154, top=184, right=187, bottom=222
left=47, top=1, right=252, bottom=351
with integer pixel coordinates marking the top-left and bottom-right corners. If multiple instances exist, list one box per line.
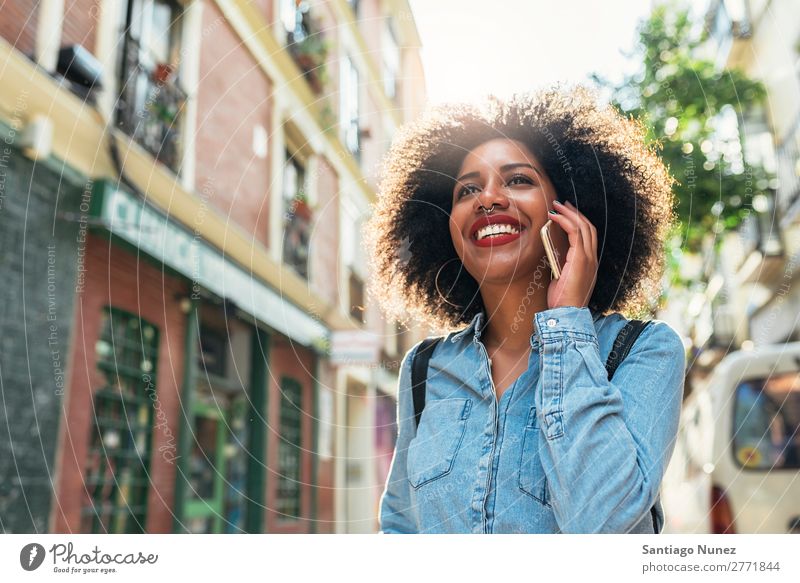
left=540, top=218, right=569, bottom=280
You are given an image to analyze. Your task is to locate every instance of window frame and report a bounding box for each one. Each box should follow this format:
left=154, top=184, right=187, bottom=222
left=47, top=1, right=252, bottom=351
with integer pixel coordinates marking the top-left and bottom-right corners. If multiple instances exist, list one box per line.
left=81, top=306, right=160, bottom=534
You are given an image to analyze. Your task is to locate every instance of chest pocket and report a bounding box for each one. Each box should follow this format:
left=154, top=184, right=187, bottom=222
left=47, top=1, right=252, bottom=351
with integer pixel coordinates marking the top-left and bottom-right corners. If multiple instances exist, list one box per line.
left=406, top=398, right=472, bottom=489
left=518, top=405, right=551, bottom=507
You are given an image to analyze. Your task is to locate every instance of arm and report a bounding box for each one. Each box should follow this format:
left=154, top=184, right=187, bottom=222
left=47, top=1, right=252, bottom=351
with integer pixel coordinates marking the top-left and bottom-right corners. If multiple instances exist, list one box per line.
left=378, top=342, right=421, bottom=533
left=533, top=306, right=686, bottom=533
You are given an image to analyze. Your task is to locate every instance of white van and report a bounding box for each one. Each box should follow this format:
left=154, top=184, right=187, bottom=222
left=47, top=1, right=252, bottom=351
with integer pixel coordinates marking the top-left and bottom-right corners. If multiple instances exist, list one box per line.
left=661, top=341, right=800, bottom=534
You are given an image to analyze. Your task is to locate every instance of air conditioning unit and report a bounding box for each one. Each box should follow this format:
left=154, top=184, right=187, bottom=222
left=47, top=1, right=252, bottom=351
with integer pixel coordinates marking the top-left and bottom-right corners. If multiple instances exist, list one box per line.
left=55, top=44, right=104, bottom=103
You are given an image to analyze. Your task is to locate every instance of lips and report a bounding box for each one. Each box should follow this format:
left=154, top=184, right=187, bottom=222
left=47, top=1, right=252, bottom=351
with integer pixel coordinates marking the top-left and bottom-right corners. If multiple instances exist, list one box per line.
left=469, top=214, right=525, bottom=239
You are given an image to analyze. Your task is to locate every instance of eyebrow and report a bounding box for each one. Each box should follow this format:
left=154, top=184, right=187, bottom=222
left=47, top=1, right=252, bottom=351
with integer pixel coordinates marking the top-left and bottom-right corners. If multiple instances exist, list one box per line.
left=455, top=163, right=542, bottom=184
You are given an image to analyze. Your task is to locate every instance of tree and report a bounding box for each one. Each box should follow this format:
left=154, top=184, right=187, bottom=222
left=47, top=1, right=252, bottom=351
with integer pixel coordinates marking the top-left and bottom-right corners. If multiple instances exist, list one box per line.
left=592, top=2, right=769, bottom=266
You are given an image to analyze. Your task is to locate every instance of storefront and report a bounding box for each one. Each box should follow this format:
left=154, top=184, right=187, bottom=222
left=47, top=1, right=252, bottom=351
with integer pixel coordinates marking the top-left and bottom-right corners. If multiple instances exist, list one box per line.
left=52, top=180, right=330, bottom=533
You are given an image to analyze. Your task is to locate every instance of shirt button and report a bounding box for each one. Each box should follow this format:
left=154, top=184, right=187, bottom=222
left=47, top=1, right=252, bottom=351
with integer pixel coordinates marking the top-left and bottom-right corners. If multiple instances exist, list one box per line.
left=546, top=318, right=557, bottom=327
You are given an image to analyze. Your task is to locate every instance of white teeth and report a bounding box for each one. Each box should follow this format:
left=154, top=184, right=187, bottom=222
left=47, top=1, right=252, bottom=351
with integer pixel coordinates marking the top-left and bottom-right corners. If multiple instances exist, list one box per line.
left=475, top=224, right=521, bottom=240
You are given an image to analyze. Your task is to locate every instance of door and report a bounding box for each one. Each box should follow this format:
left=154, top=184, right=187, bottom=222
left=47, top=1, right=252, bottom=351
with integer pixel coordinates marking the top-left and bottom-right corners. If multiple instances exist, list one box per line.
left=184, top=400, right=226, bottom=533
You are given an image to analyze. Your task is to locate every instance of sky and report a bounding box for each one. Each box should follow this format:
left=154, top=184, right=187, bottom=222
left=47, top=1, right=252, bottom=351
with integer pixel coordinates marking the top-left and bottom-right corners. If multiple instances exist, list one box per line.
left=407, top=0, right=655, bottom=106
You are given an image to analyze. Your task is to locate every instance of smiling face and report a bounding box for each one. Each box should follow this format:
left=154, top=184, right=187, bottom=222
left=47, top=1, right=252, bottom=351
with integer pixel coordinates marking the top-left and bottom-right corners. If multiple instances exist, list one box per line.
left=449, top=137, right=559, bottom=287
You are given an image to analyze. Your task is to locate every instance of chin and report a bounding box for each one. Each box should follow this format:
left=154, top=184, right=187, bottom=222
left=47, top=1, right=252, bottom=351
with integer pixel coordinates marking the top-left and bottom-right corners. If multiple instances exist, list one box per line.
left=469, top=261, right=537, bottom=283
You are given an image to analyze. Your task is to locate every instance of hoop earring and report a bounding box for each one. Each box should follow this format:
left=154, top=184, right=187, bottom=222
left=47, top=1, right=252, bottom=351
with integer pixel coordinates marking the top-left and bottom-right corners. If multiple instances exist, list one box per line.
left=435, top=257, right=465, bottom=307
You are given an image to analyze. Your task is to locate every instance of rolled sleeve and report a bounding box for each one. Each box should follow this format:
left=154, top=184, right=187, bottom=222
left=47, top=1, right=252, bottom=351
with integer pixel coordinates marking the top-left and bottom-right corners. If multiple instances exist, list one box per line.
left=532, top=306, right=687, bottom=533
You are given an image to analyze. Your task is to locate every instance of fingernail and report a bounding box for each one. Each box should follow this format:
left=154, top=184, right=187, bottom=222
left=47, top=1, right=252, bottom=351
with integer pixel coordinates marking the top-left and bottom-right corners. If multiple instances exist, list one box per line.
left=553, top=200, right=563, bottom=205
left=548, top=209, right=557, bottom=215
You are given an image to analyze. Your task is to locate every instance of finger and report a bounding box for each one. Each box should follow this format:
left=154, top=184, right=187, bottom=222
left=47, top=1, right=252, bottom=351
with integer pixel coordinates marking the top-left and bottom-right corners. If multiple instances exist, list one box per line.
left=564, top=201, right=595, bottom=263
left=550, top=214, right=586, bottom=264
left=547, top=210, right=582, bottom=250
left=559, top=202, right=590, bottom=259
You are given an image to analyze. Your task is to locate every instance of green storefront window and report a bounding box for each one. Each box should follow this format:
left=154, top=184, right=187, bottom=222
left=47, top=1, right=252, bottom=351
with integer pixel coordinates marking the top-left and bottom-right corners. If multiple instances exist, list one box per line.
left=81, top=307, right=159, bottom=533
left=276, top=377, right=303, bottom=520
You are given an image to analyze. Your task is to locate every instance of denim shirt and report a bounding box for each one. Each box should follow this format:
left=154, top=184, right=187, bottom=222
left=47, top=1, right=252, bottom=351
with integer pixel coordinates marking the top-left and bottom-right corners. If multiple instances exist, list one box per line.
left=378, top=305, right=686, bottom=534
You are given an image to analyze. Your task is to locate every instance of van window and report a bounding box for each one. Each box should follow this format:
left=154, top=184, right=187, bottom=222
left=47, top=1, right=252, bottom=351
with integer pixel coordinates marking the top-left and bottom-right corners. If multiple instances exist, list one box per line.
left=732, top=374, right=800, bottom=470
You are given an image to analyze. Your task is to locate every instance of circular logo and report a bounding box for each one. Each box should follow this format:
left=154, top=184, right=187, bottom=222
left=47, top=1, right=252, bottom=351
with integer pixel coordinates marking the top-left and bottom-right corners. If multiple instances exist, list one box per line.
left=20, top=543, right=46, bottom=571
left=737, top=446, right=763, bottom=468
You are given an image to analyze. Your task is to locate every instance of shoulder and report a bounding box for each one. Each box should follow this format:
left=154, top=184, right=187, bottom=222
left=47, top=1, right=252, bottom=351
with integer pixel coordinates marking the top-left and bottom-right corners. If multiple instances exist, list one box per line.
left=599, top=312, right=685, bottom=362
left=402, top=336, right=446, bottom=365
left=399, top=336, right=446, bottom=380
left=640, top=318, right=685, bottom=357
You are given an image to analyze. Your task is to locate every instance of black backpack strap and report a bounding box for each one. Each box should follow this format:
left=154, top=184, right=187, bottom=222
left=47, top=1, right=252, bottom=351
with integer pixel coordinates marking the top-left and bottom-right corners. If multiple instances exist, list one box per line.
left=651, top=504, right=660, bottom=534
left=605, top=318, right=661, bottom=533
left=605, top=319, right=653, bottom=381
left=411, top=337, right=441, bottom=430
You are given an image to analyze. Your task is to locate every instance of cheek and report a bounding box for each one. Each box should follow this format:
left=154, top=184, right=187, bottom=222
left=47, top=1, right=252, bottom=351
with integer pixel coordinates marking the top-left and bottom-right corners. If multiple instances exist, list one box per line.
left=448, top=211, right=468, bottom=257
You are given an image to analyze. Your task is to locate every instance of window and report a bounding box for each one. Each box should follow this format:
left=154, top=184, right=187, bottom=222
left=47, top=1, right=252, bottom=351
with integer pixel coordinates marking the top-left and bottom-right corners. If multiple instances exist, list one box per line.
left=197, top=326, right=227, bottom=377
left=281, top=0, right=311, bottom=43
left=339, top=55, right=360, bottom=159
left=343, top=208, right=366, bottom=323
left=282, top=147, right=311, bottom=279
left=116, top=0, right=186, bottom=173
left=348, top=268, right=365, bottom=324
left=276, top=377, right=303, bottom=519
left=82, top=307, right=159, bottom=533
left=382, top=21, right=400, bottom=100
left=732, top=374, right=800, bottom=470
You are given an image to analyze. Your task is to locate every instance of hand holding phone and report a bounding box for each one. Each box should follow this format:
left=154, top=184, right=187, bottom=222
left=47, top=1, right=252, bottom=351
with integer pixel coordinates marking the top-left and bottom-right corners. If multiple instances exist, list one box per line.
left=543, top=199, right=599, bottom=310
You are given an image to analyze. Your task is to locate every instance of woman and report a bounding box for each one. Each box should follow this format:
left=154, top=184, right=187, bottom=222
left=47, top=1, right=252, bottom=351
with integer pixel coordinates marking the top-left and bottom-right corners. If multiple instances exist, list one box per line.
left=363, top=86, right=687, bottom=534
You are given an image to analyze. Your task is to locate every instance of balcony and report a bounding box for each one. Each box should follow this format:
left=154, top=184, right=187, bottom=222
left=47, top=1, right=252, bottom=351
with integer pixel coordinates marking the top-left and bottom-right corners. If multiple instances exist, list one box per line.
left=735, top=195, right=785, bottom=288
left=705, top=0, right=753, bottom=70
left=116, top=31, right=187, bottom=174
left=287, top=32, right=329, bottom=95
left=283, top=2, right=329, bottom=96
left=283, top=194, right=312, bottom=280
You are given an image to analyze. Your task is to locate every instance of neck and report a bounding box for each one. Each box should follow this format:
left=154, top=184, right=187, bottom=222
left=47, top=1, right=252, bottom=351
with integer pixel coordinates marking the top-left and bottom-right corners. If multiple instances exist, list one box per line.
left=479, top=270, right=552, bottom=353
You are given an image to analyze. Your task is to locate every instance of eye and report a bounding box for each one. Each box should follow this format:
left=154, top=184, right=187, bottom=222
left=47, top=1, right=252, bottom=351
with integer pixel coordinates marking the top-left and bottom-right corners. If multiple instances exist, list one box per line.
left=456, top=183, right=481, bottom=199
left=508, top=173, right=535, bottom=186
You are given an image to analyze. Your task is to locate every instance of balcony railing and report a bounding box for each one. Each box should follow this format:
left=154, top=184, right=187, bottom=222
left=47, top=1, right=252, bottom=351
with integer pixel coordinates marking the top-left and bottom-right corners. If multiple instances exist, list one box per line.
left=284, top=2, right=329, bottom=96
left=283, top=195, right=312, bottom=280
left=116, top=31, right=187, bottom=174
left=777, top=117, right=800, bottom=226
left=286, top=33, right=329, bottom=95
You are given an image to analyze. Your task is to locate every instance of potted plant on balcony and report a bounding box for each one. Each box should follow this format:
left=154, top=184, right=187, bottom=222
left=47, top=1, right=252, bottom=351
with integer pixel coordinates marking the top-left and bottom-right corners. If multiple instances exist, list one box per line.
left=291, top=29, right=330, bottom=94
left=153, top=62, right=175, bottom=85
left=292, top=192, right=313, bottom=221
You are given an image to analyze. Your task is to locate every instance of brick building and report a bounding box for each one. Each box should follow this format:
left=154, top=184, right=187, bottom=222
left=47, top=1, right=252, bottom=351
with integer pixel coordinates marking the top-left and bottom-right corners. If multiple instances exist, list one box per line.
left=0, top=0, right=427, bottom=533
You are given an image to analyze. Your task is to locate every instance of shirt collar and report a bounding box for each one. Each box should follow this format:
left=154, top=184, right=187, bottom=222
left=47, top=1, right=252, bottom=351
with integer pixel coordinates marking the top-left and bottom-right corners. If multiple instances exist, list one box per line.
left=449, top=306, right=604, bottom=344
left=449, top=310, right=487, bottom=343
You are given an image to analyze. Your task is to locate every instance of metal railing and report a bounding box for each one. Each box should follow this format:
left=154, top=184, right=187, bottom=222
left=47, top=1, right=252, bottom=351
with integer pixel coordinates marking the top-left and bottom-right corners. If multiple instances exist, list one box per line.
left=116, top=31, right=187, bottom=174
